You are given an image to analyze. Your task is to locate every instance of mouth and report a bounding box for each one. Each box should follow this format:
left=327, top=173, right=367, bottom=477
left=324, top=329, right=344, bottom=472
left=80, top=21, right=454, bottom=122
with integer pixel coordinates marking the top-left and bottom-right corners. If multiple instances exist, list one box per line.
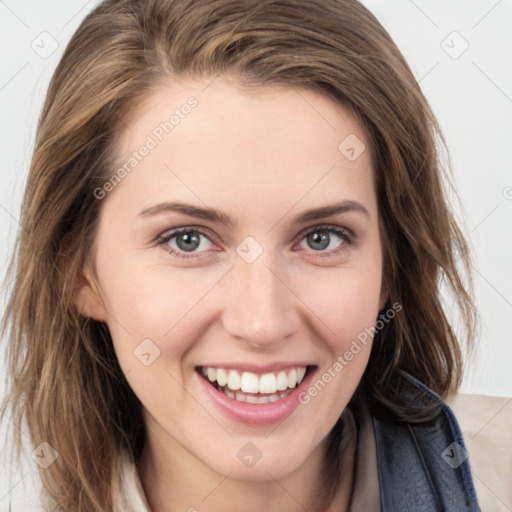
left=197, top=365, right=314, bottom=404
left=195, top=363, right=318, bottom=425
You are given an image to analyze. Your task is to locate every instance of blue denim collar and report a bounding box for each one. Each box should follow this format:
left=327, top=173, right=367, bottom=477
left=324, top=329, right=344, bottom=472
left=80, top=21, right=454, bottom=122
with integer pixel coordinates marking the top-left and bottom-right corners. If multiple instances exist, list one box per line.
left=364, top=372, right=480, bottom=511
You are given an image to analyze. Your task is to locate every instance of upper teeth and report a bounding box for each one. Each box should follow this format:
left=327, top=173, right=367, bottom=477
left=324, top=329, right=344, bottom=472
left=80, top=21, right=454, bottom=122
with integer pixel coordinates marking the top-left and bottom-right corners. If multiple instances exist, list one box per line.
left=201, top=366, right=307, bottom=394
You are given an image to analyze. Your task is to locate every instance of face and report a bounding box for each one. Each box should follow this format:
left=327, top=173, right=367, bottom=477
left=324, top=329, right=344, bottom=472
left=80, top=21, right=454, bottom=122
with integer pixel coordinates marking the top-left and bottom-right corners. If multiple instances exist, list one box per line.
left=76, top=76, right=387, bottom=482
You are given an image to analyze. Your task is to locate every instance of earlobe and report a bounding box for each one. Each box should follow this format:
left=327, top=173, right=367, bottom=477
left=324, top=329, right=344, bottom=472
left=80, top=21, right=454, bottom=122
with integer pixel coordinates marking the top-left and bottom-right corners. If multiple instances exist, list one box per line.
left=73, top=267, right=108, bottom=322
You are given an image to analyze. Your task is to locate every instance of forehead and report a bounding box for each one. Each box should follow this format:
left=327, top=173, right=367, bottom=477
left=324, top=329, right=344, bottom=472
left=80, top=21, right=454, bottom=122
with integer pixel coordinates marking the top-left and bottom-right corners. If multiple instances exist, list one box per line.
left=105, top=77, right=377, bottom=222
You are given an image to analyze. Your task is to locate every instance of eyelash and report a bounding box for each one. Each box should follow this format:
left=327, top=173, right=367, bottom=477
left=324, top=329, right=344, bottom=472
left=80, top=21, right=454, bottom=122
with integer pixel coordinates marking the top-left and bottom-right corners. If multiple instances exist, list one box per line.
left=156, top=224, right=355, bottom=260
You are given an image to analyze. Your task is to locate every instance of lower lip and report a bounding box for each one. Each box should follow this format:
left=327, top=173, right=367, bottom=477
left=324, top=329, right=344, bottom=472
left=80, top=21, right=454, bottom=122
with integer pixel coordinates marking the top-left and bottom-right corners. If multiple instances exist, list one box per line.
left=197, top=367, right=317, bottom=426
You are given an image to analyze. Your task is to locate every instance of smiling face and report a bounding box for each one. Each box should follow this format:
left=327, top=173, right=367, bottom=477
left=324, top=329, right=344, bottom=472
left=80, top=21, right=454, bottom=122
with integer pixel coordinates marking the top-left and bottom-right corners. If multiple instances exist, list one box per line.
left=76, top=76, right=386, bottom=487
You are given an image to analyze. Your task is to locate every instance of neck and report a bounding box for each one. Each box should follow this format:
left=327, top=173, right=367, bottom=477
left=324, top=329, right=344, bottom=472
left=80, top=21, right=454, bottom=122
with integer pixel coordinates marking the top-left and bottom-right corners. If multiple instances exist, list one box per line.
left=136, top=413, right=355, bottom=512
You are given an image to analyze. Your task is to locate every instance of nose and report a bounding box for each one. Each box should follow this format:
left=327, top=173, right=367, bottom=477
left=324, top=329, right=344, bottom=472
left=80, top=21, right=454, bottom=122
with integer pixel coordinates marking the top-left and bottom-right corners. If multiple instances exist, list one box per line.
left=219, top=249, right=301, bottom=349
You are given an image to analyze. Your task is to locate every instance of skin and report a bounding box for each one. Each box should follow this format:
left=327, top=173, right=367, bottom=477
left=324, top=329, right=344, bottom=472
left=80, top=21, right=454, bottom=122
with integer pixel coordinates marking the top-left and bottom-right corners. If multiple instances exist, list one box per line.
left=75, top=76, right=387, bottom=512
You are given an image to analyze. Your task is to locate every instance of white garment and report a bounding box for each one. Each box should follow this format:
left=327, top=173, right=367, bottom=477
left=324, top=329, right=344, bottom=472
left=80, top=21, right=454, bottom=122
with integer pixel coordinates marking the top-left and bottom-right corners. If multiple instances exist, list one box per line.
left=116, top=449, right=152, bottom=512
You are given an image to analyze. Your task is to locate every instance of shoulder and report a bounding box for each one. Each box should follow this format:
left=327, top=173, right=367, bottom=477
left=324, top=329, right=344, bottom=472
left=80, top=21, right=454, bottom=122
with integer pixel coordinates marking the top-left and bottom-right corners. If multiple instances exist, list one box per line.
left=369, top=372, right=481, bottom=512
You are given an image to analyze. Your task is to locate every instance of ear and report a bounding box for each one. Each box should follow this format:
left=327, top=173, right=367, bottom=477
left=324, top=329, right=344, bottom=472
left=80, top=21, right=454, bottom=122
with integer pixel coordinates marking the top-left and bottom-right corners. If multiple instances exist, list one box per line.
left=73, top=265, right=108, bottom=322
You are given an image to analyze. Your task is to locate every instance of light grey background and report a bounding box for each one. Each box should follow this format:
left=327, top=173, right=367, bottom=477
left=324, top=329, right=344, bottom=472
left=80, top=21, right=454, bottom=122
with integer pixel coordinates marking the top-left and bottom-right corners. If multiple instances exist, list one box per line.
left=1, top=0, right=511, bottom=509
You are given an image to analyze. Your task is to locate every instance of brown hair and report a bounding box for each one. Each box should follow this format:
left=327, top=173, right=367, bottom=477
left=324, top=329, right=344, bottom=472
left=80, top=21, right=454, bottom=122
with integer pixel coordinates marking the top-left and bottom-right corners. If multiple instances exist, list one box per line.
left=1, top=0, right=477, bottom=510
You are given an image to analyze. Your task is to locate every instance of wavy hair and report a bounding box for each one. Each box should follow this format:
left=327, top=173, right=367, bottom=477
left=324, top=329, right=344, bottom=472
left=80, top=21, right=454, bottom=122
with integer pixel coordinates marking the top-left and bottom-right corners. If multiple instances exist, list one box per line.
left=1, top=0, right=477, bottom=510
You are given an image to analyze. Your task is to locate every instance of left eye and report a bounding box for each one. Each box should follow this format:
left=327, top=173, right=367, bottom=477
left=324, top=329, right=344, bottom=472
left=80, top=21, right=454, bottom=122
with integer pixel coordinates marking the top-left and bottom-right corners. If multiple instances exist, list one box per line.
left=159, top=228, right=214, bottom=257
left=297, top=227, right=350, bottom=253
left=158, top=225, right=352, bottom=259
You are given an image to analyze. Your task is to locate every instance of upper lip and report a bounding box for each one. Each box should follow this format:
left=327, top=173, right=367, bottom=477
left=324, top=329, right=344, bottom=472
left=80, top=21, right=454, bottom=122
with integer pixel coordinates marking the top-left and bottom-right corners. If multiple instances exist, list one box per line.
left=196, top=362, right=315, bottom=375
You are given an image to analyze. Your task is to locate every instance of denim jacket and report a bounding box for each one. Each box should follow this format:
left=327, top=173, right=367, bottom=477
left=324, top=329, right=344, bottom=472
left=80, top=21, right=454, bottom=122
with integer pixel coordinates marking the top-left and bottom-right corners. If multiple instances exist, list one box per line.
left=367, top=373, right=481, bottom=511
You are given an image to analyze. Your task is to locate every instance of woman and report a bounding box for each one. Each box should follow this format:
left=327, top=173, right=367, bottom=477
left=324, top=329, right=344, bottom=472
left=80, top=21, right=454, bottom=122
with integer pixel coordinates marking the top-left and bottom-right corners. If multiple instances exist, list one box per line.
left=1, top=0, right=480, bottom=510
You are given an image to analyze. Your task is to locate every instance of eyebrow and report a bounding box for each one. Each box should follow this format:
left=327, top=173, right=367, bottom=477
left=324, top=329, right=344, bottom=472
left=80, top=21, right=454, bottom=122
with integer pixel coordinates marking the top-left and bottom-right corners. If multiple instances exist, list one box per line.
left=137, top=200, right=370, bottom=227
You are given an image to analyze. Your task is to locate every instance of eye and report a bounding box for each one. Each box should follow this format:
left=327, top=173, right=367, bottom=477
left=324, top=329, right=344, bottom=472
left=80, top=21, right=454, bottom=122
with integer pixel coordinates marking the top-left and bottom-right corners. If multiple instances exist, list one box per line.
left=156, top=224, right=354, bottom=259
left=157, top=228, right=215, bottom=259
left=296, top=225, right=353, bottom=257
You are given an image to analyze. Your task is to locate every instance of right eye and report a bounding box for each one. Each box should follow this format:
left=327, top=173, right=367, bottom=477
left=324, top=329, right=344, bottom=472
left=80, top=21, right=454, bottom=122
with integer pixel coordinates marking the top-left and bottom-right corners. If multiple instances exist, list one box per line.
left=157, top=228, right=217, bottom=259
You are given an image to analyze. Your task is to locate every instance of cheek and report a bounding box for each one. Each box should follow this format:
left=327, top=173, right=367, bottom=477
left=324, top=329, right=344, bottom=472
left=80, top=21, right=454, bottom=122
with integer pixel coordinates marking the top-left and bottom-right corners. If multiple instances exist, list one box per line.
left=293, top=268, right=381, bottom=440
left=96, top=250, right=212, bottom=334
left=299, top=263, right=383, bottom=351
left=96, top=257, right=229, bottom=388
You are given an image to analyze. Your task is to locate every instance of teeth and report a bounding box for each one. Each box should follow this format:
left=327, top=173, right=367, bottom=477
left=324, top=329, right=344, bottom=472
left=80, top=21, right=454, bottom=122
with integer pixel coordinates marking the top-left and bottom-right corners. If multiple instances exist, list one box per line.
left=227, top=370, right=241, bottom=390
left=216, top=368, right=228, bottom=387
left=207, top=367, right=217, bottom=381
left=240, top=372, right=260, bottom=393
left=225, top=388, right=293, bottom=403
left=259, top=373, right=276, bottom=394
left=224, top=388, right=235, bottom=399
left=235, top=391, right=247, bottom=402
left=276, top=371, right=288, bottom=391
left=203, top=365, right=308, bottom=395
left=287, top=368, right=297, bottom=388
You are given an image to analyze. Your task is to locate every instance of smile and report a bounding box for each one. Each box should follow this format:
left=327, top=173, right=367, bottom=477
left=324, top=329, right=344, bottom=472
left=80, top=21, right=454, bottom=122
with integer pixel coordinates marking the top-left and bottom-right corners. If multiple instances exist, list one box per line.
left=199, top=366, right=308, bottom=404
left=195, top=363, right=317, bottom=425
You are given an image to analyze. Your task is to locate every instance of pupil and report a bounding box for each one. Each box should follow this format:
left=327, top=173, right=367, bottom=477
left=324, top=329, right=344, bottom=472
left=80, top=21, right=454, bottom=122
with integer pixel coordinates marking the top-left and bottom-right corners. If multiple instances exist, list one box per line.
left=177, top=232, right=200, bottom=251
left=309, top=231, right=329, bottom=250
